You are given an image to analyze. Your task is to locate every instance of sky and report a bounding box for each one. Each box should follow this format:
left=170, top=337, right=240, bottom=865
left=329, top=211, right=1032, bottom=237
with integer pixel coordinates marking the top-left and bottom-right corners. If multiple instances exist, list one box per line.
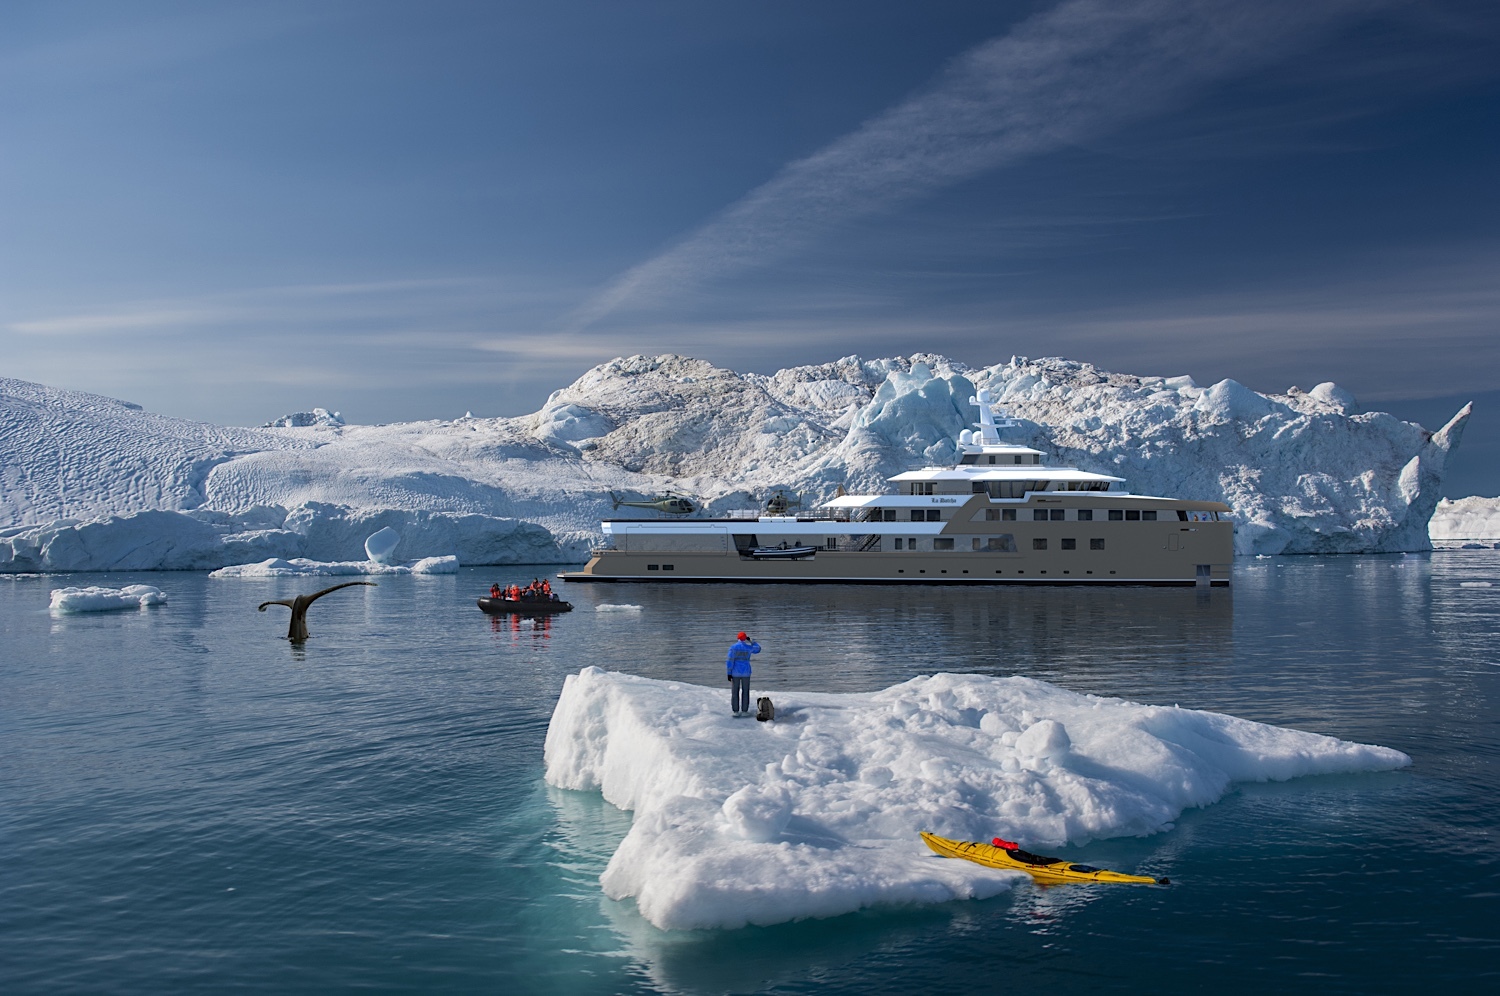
left=2, top=0, right=1497, bottom=494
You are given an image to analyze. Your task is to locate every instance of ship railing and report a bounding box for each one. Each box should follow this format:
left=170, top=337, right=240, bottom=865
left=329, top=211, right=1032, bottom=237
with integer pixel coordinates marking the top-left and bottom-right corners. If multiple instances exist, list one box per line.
left=722, top=508, right=854, bottom=522
left=794, top=509, right=852, bottom=522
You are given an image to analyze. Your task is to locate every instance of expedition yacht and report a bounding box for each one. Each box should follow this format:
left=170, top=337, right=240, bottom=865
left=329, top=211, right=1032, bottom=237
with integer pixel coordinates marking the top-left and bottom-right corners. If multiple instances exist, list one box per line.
left=559, top=390, right=1232, bottom=586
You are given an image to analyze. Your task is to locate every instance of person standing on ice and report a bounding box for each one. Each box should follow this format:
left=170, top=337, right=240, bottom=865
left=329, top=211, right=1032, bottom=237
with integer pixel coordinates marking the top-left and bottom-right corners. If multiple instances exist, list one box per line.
left=726, top=631, right=760, bottom=717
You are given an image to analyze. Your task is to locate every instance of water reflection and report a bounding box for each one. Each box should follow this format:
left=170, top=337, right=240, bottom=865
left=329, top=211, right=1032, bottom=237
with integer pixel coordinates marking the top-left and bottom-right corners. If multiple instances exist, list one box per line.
left=490, top=612, right=556, bottom=642
left=555, top=580, right=1235, bottom=708
left=6, top=556, right=1498, bottom=994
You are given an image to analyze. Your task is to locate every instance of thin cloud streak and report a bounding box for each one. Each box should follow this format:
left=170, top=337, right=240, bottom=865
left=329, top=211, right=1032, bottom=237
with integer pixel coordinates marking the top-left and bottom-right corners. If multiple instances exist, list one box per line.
left=5, top=277, right=543, bottom=337
left=572, top=0, right=1378, bottom=328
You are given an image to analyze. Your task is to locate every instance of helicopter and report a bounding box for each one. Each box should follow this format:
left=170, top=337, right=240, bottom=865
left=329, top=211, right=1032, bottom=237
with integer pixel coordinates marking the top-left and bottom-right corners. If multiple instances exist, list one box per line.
left=762, top=489, right=803, bottom=515
left=608, top=490, right=698, bottom=515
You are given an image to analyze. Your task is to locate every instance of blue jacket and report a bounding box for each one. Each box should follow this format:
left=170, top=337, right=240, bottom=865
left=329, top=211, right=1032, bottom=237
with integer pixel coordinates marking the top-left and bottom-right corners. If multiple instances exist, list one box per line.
left=726, top=639, right=760, bottom=677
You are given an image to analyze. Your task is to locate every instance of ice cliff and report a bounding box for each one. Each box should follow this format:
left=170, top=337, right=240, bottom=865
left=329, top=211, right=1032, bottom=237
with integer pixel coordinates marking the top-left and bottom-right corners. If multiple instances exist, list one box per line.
left=1429, top=496, right=1500, bottom=546
left=0, top=354, right=1470, bottom=571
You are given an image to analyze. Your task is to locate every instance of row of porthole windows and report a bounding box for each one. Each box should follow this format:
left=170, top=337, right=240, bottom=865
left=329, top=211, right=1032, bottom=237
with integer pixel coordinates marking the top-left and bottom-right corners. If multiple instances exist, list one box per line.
left=982, top=508, right=1158, bottom=522
left=1034, top=538, right=1107, bottom=550
left=890, top=536, right=1104, bottom=552
left=866, top=507, right=1199, bottom=523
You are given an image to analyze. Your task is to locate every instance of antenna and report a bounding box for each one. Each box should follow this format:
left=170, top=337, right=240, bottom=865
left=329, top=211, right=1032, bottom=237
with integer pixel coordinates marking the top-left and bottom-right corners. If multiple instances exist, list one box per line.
left=967, top=388, right=1019, bottom=446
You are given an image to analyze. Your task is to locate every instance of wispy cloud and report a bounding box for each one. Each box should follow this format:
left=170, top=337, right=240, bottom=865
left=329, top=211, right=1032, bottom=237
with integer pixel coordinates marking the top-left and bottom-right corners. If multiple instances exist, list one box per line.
left=6, top=278, right=508, bottom=337
left=571, top=0, right=1379, bottom=328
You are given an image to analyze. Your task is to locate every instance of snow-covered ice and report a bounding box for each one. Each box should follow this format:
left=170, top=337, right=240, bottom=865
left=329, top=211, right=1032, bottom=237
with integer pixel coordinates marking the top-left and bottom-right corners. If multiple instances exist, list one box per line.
left=544, top=668, right=1410, bottom=930
left=363, top=525, right=402, bottom=564
left=49, top=584, right=167, bottom=612
left=1429, top=496, right=1500, bottom=546
left=0, top=353, right=1473, bottom=571
left=208, top=526, right=455, bottom=576
left=0, top=504, right=552, bottom=573
left=209, top=555, right=458, bottom=577
left=596, top=603, right=644, bottom=613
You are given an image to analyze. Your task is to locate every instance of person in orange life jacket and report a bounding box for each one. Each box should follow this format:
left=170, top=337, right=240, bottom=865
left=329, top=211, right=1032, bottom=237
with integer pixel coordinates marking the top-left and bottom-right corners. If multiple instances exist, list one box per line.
left=726, top=632, right=760, bottom=717
left=490, top=583, right=502, bottom=599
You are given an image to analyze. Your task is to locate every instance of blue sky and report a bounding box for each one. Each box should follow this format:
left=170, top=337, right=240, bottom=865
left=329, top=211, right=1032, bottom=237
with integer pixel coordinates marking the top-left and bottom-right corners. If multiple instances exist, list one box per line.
left=2, top=1, right=1497, bottom=492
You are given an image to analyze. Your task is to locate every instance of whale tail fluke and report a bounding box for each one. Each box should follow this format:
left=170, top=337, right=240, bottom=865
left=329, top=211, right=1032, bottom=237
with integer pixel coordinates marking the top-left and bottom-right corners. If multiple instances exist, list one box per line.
left=258, top=581, right=377, bottom=641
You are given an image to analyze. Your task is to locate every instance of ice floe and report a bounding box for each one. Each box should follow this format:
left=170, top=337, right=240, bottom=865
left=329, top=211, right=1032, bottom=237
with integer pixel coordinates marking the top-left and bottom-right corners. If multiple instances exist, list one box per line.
left=209, top=555, right=458, bottom=577
left=544, top=668, right=1410, bottom=930
left=49, top=584, right=167, bottom=612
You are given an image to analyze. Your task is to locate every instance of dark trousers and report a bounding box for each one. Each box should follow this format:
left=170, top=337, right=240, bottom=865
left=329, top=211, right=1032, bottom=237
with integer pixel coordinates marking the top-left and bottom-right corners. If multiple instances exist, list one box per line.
left=730, top=675, right=751, bottom=714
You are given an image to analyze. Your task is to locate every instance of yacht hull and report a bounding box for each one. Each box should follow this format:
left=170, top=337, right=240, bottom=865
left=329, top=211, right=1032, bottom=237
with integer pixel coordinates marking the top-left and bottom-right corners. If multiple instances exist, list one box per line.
left=560, top=500, right=1233, bottom=586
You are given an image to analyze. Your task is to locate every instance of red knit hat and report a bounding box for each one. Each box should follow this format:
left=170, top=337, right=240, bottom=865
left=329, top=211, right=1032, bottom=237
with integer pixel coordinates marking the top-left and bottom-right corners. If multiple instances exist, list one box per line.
left=737, top=632, right=749, bottom=640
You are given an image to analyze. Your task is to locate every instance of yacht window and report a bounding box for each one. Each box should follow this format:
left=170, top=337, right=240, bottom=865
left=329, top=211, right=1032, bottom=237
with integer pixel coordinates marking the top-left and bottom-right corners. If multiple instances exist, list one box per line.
left=894, top=538, right=903, bottom=550
left=1126, top=510, right=1141, bottom=521
left=1033, top=538, right=1047, bottom=550
left=933, top=538, right=954, bottom=551
left=826, top=537, right=838, bottom=550
left=1109, top=509, right=1124, bottom=521
left=973, top=538, right=982, bottom=550
left=1143, top=510, right=1157, bottom=521
left=1061, top=538, right=1076, bottom=550
left=1033, top=510, right=1050, bottom=521
left=1003, top=509, right=1017, bottom=521
left=910, top=510, right=925, bottom=522
left=984, top=509, right=1000, bottom=521
left=1077, top=509, right=1093, bottom=521
left=972, top=483, right=986, bottom=494
left=927, top=509, right=942, bottom=522
left=1091, top=538, right=1105, bottom=550
left=884, top=509, right=897, bottom=521
left=987, top=535, right=1017, bottom=552
left=910, top=537, right=918, bottom=549
left=1178, top=510, right=1189, bottom=521
left=1013, top=455, right=1023, bottom=464
left=1050, top=509, right=1064, bottom=521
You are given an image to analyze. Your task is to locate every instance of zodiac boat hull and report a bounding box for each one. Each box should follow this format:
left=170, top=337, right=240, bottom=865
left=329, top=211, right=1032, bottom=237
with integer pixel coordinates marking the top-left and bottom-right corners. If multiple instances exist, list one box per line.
left=477, top=597, right=573, bottom=615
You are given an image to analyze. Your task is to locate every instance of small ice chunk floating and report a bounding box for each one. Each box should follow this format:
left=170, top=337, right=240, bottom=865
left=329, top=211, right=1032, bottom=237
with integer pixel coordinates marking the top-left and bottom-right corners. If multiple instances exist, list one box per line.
left=544, top=668, right=1410, bottom=930
left=49, top=585, right=167, bottom=612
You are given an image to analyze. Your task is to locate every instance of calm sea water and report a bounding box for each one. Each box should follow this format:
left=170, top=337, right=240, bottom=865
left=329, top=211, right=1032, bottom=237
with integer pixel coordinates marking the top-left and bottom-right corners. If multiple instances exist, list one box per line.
left=2, top=554, right=1497, bottom=995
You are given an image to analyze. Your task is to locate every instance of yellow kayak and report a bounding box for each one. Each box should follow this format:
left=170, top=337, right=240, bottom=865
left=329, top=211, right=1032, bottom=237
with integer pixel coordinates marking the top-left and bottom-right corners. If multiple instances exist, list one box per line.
left=920, top=832, right=1168, bottom=885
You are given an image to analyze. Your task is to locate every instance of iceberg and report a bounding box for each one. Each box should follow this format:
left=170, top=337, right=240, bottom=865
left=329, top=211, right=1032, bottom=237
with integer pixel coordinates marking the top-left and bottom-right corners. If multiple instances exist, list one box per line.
left=49, top=584, right=167, bottom=612
left=0, top=354, right=1472, bottom=572
left=208, top=555, right=458, bottom=577
left=1429, top=496, right=1500, bottom=547
left=544, top=668, right=1410, bottom=930
left=0, top=504, right=558, bottom=573
left=363, top=525, right=402, bottom=564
